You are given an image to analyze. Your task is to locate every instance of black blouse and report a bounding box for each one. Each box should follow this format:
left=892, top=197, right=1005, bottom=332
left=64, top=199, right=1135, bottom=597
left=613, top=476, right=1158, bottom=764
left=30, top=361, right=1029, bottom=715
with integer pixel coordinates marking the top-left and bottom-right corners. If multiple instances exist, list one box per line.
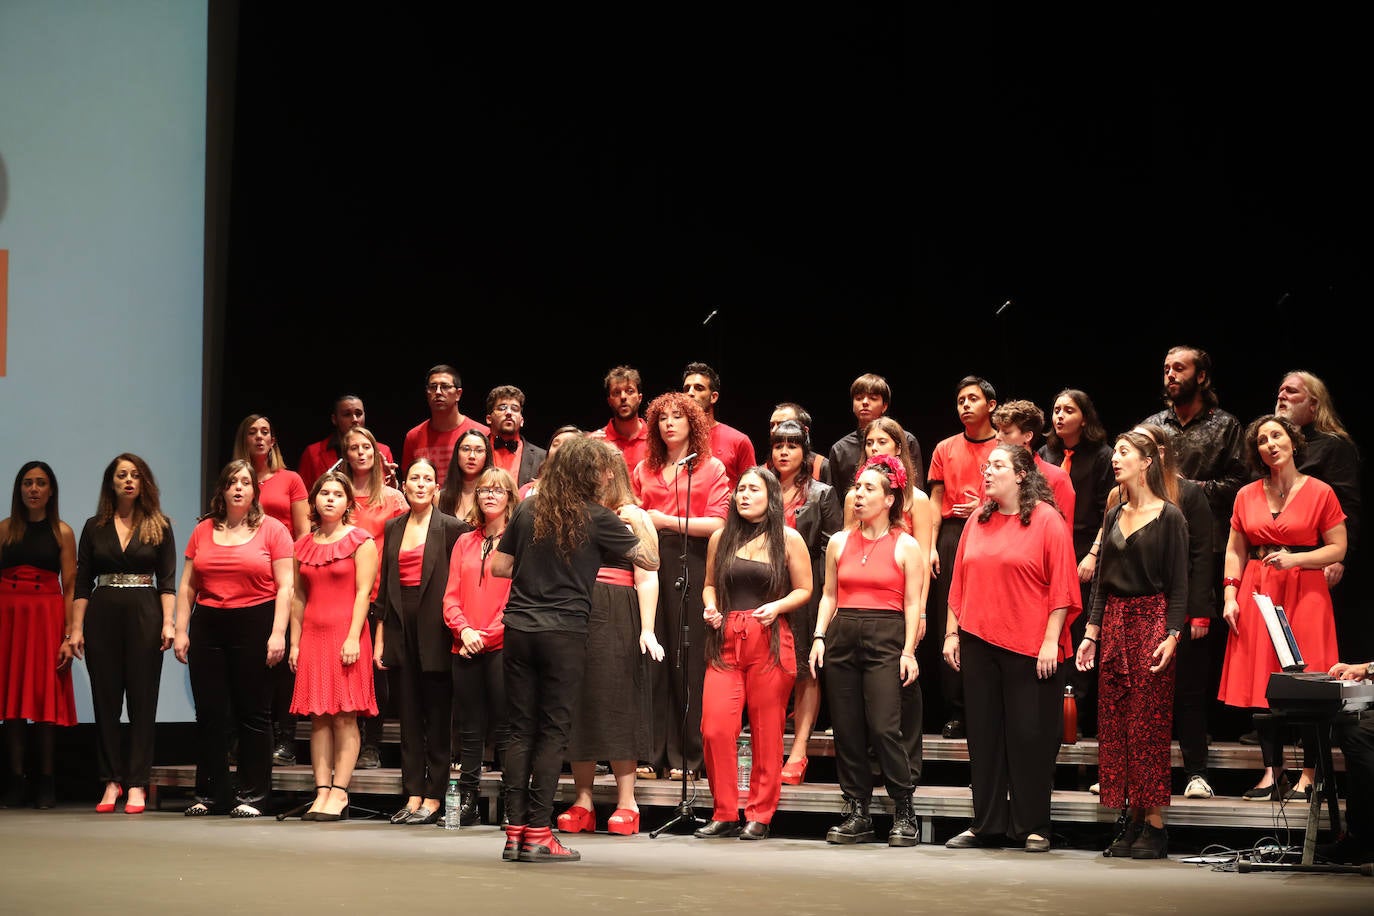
left=1088, top=501, right=1189, bottom=632
left=74, top=517, right=177, bottom=600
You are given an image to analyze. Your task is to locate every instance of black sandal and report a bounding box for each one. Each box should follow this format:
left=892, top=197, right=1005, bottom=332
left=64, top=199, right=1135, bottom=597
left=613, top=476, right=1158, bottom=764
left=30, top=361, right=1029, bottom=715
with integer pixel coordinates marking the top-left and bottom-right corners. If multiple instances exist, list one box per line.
left=184, top=802, right=210, bottom=817
left=230, top=803, right=263, bottom=818
left=302, top=785, right=330, bottom=821
left=315, top=785, right=350, bottom=822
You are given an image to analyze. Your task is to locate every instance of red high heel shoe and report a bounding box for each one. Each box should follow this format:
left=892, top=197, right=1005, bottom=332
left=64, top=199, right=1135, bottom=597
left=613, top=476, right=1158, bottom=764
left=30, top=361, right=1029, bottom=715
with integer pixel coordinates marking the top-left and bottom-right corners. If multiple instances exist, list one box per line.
left=125, top=789, right=146, bottom=815
left=780, top=757, right=808, bottom=786
left=96, top=784, right=123, bottom=813
left=556, top=804, right=595, bottom=833
left=607, top=808, right=640, bottom=835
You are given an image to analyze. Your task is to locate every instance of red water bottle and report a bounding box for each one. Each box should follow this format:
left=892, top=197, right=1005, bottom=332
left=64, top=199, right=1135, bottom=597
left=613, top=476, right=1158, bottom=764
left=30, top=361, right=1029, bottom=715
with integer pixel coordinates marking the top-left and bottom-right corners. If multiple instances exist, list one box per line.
left=1062, top=684, right=1078, bottom=745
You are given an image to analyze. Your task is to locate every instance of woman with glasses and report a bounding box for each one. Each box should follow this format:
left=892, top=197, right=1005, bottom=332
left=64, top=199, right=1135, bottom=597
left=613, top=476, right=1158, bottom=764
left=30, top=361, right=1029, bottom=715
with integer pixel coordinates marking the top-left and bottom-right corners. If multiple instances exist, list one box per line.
left=374, top=459, right=467, bottom=825
left=437, top=429, right=495, bottom=521
left=440, top=467, right=519, bottom=826
left=943, top=444, right=1079, bottom=853
left=1073, top=431, right=1188, bottom=859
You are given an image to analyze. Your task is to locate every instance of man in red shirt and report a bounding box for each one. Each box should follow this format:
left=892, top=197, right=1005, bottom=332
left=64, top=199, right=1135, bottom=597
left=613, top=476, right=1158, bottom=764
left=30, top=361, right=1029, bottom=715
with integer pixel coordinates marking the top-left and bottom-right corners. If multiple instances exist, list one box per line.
left=926, top=375, right=999, bottom=739
left=588, top=365, right=649, bottom=471
left=682, top=361, right=756, bottom=491
left=401, top=364, right=489, bottom=487
left=485, top=385, right=547, bottom=489
left=297, top=394, right=395, bottom=489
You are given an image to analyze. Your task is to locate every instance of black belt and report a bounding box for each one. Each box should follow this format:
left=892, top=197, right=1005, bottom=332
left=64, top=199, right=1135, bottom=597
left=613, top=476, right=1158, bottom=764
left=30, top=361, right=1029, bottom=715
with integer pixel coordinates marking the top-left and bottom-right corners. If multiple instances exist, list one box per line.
left=1250, top=544, right=1318, bottom=561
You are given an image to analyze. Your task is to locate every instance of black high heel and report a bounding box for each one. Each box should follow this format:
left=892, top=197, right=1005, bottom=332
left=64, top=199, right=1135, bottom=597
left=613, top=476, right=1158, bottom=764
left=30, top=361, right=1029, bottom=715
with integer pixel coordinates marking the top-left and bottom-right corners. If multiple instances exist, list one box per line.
left=302, top=785, right=330, bottom=821
left=315, top=784, right=350, bottom=822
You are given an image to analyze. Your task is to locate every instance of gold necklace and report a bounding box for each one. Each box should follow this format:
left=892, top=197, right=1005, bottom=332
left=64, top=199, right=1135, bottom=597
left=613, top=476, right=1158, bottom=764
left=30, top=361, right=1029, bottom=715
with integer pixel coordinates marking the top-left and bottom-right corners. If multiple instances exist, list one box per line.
left=860, top=526, right=890, bottom=565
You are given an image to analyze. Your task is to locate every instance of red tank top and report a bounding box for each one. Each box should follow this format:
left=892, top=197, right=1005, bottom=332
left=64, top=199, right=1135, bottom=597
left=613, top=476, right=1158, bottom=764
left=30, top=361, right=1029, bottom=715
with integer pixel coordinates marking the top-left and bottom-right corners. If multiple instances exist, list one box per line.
left=835, top=529, right=904, bottom=612
left=398, top=543, right=425, bottom=586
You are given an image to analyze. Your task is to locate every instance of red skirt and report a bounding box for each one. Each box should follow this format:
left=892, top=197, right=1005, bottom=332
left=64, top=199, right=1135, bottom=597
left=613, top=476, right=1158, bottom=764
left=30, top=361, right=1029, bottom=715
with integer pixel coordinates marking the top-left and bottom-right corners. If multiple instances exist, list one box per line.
left=0, top=566, right=77, bottom=726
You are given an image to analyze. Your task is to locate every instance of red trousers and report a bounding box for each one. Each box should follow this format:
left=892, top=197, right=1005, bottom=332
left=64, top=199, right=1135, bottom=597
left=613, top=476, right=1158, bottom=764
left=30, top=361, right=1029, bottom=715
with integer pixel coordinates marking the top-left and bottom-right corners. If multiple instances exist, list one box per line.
left=700, top=612, right=796, bottom=823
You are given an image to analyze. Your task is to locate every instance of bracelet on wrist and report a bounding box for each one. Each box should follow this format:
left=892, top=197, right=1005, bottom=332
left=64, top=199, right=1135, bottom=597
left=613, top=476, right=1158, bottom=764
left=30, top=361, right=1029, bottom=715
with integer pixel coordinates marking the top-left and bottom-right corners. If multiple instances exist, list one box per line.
left=943, top=633, right=959, bottom=641
left=1083, top=636, right=1097, bottom=645
left=812, top=633, right=826, bottom=641
left=901, top=652, right=916, bottom=659
left=1223, top=576, right=1241, bottom=589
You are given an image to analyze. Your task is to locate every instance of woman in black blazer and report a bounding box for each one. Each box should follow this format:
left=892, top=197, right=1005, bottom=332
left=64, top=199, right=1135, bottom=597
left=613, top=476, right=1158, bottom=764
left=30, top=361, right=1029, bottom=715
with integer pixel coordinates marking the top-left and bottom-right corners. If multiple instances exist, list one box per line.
left=373, top=458, right=467, bottom=824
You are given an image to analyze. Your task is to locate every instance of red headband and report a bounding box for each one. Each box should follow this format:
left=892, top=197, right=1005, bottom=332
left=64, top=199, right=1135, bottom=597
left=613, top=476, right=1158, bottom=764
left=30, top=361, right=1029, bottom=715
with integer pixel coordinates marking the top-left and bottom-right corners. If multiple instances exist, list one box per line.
left=857, top=454, right=908, bottom=492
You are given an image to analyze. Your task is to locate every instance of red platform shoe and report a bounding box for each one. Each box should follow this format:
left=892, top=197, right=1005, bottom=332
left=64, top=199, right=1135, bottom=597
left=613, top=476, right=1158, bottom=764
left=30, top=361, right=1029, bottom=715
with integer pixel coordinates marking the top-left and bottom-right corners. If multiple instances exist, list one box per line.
left=780, top=758, right=808, bottom=786
left=556, top=804, right=596, bottom=833
left=607, top=808, right=640, bottom=835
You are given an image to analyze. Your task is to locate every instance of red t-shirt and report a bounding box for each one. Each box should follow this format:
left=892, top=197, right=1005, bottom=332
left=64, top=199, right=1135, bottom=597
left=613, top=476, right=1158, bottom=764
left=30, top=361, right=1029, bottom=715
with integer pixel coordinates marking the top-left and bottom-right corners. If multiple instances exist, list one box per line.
left=184, top=516, right=295, bottom=608
left=948, top=501, right=1081, bottom=660
left=709, top=421, right=757, bottom=491
left=441, top=529, right=512, bottom=653
left=402, top=416, right=490, bottom=488
left=926, top=433, right=997, bottom=519
left=1034, top=454, right=1076, bottom=535
left=589, top=418, right=650, bottom=472
left=258, top=470, right=307, bottom=536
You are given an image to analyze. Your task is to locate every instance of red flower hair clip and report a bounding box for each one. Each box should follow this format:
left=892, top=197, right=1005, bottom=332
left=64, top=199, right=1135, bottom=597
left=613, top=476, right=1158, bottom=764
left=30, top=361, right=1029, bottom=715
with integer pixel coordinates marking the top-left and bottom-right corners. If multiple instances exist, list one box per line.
left=857, top=454, right=908, bottom=492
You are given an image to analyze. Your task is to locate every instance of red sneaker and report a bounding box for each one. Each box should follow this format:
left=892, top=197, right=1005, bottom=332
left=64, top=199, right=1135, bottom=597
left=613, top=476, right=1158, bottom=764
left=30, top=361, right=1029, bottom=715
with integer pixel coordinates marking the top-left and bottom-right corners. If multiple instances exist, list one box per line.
left=519, top=826, right=582, bottom=862
left=503, top=825, right=526, bottom=862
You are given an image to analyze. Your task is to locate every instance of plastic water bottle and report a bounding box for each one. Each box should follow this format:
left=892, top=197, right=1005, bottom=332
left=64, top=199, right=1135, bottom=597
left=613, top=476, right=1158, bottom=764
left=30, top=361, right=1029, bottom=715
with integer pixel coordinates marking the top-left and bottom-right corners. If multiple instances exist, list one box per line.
left=736, top=734, right=752, bottom=792
left=444, top=776, right=461, bottom=830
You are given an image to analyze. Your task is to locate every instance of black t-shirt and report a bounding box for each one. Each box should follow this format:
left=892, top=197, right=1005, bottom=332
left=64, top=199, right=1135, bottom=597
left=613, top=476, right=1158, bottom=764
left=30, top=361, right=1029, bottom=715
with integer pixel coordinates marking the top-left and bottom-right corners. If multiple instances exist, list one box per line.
left=498, top=499, right=639, bottom=634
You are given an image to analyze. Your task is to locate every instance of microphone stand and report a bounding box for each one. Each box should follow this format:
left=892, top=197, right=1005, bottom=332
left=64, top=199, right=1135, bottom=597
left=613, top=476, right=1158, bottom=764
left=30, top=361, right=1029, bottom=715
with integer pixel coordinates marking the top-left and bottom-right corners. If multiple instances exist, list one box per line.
left=651, top=453, right=706, bottom=837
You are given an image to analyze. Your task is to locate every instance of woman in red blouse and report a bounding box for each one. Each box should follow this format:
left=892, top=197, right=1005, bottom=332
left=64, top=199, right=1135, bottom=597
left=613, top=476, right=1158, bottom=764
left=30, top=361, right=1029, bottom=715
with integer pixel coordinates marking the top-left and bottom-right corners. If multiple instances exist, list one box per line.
left=441, top=467, right=518, bottom=826
left=173, top=459, right=294, bottom=817
left=945, top=444, right=1079, bottom=853
left=631, top=391, right=729, bottom=780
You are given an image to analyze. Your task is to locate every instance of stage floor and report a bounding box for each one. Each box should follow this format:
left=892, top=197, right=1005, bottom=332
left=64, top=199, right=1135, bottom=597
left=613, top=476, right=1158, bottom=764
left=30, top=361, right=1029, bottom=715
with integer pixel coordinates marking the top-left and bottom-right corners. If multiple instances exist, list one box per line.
left=1, top=803, right=1368, bottom=914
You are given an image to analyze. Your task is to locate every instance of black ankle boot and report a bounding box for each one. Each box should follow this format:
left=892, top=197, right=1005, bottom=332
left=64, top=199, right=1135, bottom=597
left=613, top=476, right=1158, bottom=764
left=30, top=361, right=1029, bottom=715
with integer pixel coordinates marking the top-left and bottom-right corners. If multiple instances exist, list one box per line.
left=458, top=790, right=481, bottom=827
left=888, top=793, right=919, bottom=847
left=826, top=797, right=874, bottom=844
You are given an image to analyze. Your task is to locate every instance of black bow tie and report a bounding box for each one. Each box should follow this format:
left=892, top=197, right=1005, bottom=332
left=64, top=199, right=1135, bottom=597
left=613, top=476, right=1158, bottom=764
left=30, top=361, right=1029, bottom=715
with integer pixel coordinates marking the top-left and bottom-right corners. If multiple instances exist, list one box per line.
left=494, top=437, right=519, bottom=453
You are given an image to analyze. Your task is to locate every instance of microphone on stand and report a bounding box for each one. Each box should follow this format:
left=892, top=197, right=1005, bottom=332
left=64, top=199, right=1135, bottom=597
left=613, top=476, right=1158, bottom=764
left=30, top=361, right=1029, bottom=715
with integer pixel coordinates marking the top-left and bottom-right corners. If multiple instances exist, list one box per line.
left=702, top=310, right=719, bottom=326
left=995, top=299, right=1012, bottom=316
left=675, top=452, right=698, bottom=467
left=326, top=458, right=345, bottom=475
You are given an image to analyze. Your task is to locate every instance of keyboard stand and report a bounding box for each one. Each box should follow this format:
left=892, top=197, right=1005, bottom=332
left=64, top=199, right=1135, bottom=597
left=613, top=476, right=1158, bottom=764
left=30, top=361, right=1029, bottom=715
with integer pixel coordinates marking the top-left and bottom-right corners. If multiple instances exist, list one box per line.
left=1240, top=711, right=1370, bottom=876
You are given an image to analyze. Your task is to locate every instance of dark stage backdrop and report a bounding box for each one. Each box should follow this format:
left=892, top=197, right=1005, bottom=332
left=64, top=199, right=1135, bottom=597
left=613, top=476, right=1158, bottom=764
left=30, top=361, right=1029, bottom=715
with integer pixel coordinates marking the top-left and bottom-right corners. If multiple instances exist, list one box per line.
left=214, top=9, right=1372, bottom=654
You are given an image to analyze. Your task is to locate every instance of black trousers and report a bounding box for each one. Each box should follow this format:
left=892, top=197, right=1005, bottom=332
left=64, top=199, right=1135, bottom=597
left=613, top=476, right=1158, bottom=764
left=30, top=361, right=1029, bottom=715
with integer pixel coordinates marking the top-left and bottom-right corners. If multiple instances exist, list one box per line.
left=650, top=532, right=707, bottom=774
left=188, top=601, right=276, bottom=809
left=453, top=647, right=508, bottom=793
left=83, top=587, right=164, bottom=788
left=823, top=609, right=913, bottom=802
left=393, top=586, right=453, bottom=799
left=961, top=632, right=1063, bottom=842
left=921, top=517, right=966, bottom=729
left=1173, top=623, right=1214, bottom=779
left=1337, top=712, right=1374, bottom=841
left=502, top=627, right=587, bottom=828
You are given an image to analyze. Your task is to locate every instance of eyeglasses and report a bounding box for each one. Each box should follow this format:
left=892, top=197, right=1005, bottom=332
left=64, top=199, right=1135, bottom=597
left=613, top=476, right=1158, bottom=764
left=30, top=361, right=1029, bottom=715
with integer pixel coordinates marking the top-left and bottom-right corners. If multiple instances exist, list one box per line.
left=492, top=403, right=522, bottom=414
left=426, top=383, right=457, bottom=393
left=980, top=461, right=1013, bottom=473
left=476, top=487, right=508, bottom=498
left=458, top=445, right=487, bottom=455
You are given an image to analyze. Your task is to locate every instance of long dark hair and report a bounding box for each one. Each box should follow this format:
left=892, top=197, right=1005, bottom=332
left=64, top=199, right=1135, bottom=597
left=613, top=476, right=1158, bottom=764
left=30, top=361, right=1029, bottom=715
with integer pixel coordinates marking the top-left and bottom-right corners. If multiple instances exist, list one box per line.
left=1043, top=388, right=1108, bottom=450
left=95, top=453, right=171, bottom=546
left=976, top=444, right=1056, bottom=526
left=5, top=460, right=62, bottom=546
left=704, top=467, right=789, bottom=671
left=437, top=429, right=494, bottom=516
left=766, top=419, right=814, bottom=506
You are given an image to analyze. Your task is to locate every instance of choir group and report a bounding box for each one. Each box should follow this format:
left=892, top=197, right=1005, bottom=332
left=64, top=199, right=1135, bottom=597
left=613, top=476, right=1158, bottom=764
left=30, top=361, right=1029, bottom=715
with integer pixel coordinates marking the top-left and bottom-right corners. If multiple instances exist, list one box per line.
left=3, top=351, right=1372, bottom=865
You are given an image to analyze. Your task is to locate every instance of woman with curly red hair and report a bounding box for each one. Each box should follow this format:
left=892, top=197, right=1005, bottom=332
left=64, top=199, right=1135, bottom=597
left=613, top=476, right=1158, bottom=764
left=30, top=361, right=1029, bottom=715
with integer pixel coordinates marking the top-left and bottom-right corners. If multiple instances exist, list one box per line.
left=631, top=391, right=730, bottom=781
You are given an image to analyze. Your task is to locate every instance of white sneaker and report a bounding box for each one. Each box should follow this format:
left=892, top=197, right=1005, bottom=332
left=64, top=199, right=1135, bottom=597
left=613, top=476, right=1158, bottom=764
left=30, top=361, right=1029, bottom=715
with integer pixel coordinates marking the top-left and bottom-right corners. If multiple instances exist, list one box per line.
left=1089, top=782, right=1100, bottom=795
left=1184, top=775, right=1214, bottom=799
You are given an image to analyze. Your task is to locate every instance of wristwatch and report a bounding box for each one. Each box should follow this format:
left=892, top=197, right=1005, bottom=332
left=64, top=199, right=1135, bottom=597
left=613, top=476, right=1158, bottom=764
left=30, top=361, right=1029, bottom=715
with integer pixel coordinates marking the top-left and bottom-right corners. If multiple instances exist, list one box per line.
left=1166, top=628, right=1182, bottom=640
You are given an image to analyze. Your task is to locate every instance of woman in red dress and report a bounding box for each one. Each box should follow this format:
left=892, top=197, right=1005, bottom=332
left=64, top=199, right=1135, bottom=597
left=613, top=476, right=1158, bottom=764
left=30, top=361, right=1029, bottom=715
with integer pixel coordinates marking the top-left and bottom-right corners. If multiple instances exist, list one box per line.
left=289, top=471, right=380, bottom=820
left=1219, top=414, right=1347, bottom=801
left=1, top=461, right=78, bottom=810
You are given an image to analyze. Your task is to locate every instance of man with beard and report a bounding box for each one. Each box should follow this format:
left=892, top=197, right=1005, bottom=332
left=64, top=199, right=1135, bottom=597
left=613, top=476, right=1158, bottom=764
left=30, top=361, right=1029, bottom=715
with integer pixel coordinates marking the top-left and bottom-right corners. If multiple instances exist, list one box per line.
left=1140, top=345, right=1248, bottom=793
left=485, top=385, right=547, bottom=489
left=589, top=365, right=650, bottom=472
